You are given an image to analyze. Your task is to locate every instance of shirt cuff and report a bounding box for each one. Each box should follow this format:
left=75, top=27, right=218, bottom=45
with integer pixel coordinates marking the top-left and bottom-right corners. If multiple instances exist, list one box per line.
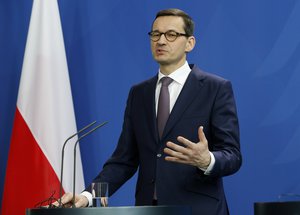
left=80, top=191, right=93, bottom=207
left=199, top=151, right=215, bottom=175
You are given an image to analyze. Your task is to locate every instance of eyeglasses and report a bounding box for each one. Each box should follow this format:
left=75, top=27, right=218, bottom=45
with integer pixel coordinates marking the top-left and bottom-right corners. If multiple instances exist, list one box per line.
left=148, top=30, right=189, bottom=42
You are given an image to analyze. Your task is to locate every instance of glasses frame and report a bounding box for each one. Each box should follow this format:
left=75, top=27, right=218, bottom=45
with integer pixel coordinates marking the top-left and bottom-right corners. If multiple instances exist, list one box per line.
left=148, top=30, right=189, bottom=42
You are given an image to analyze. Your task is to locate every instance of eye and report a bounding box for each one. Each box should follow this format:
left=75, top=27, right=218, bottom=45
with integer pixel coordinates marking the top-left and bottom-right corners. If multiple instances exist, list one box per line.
left=165, top=31, right=178, bottom=41
left=166, top=31, right=177, bottom=37
left=151, top=31, right=161, bottom=37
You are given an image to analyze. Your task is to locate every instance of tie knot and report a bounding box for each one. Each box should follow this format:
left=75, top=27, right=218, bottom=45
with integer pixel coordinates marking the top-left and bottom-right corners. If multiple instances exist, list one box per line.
left=160, top=77, right=173, bottom=87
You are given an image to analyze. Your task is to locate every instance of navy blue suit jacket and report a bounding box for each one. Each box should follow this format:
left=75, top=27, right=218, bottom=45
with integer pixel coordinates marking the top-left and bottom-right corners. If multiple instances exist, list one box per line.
left=94, top=64, right=241, bottom=215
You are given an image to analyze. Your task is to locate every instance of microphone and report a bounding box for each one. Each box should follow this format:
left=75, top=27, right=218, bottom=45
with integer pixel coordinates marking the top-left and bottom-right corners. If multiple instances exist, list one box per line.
left=72, top=121, right=108, bottom=208
left=58, top=121, right=97, bottom=207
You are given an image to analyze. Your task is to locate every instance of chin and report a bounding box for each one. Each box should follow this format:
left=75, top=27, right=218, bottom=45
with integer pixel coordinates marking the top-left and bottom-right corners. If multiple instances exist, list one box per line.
left=154, top=57, right=169, bottom=64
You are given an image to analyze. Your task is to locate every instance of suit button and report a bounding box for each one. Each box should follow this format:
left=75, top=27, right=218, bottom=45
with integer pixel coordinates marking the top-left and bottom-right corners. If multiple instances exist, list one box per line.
left=157, top=153, right=162, bottom=158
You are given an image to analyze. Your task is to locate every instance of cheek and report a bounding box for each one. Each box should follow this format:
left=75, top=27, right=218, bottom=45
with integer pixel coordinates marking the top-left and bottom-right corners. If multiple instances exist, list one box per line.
left=172, top=44, right=186, bottom=55
left=150, top=43, right=156, bottom=54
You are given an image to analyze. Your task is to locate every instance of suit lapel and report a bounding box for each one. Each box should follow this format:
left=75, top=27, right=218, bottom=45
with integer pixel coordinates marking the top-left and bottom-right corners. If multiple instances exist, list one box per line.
left=162, top=65, right=205, bottom=140
left=143, top=76, right=160, bottom=143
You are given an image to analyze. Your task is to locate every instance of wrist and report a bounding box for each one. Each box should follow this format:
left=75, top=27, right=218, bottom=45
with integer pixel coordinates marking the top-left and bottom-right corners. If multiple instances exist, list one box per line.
left=202, top=151, right=211, bottom=168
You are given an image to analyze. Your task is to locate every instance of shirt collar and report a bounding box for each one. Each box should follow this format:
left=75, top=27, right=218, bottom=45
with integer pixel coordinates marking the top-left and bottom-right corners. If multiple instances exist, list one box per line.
left=157, top=61, right=191, bottom=86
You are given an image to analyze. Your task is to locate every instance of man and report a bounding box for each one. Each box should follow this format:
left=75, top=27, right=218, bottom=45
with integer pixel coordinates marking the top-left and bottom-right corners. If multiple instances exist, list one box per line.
left=60, top=8, right=242, bottom=215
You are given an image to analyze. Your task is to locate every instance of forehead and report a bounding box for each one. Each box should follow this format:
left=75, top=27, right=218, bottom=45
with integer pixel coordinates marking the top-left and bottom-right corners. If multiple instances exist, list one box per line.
left=152, top=16, right=185, bottom=32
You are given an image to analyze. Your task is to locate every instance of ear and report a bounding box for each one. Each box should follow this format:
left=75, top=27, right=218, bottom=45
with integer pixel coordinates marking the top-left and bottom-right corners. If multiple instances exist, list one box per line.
left=185, top=36, right=196, bottom=53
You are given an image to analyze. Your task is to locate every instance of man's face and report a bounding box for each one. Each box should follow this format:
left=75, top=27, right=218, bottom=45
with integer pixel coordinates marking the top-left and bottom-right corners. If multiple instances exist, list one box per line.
left=150, top=16, right=194, bottom=69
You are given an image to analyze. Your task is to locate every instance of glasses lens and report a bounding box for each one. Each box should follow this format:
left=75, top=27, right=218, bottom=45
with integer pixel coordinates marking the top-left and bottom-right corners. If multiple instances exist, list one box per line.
left=149, top=32, right=160, bottom=41
left=165, top=31, right=178, bottom=42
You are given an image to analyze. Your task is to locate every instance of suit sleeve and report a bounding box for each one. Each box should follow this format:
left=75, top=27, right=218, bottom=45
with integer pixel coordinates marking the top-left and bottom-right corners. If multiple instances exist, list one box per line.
left=209, top=80, right=242, bottom=177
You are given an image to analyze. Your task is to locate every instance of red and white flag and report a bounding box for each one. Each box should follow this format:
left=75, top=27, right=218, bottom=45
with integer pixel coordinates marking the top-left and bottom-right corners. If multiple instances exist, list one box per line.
left=1, top=0, right=85, bottom=214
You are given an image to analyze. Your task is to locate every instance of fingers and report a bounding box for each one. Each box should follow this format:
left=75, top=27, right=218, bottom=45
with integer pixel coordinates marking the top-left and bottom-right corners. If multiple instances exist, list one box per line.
left=164, top=145, right=188, bottom=160
left=75, top=195, right=89, bottom=208
left=165, top=126, right=207, bottom=152
left=165, top=141, right=190, bottom=154
left=176, top=136, right=194, bottom=148
left=54, top=192, right=88, bottom=208
left=163, top=126, right=209, bottom=167
left=101, top=197, right=108, bottom=207
left=164, top=141, right=191, bottom=164
left=51, top=200, right=60, bottom=207
left=50, top=193, right=72, bottom=208
left=163, top=136, right=194, bottom=160
left=60, top=193, right=73, bottom=206
left=165, top=155, right=190, bottom=164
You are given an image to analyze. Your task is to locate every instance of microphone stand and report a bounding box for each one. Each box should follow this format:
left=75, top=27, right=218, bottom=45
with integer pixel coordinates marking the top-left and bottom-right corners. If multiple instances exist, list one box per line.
left=58, top=121, right=97, bottom=207
left=72, top=121, right=108, bottom=208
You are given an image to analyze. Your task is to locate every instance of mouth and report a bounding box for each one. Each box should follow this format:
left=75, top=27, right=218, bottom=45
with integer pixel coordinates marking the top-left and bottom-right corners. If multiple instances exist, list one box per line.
left=155, top=48, right=167, bottom=55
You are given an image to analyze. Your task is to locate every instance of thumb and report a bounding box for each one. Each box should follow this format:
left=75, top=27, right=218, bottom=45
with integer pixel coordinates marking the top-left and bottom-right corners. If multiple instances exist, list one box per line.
left=198, top=126, right=207, bottom=144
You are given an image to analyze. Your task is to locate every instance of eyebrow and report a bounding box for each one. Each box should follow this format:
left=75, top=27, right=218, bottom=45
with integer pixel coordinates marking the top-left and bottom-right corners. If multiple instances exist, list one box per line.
left=151, top=28, right=180, bottom=32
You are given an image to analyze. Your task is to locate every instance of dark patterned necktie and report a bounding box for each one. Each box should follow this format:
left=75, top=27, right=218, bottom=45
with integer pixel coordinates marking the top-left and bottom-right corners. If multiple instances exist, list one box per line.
left=157, top=77, right=173, bottom=138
